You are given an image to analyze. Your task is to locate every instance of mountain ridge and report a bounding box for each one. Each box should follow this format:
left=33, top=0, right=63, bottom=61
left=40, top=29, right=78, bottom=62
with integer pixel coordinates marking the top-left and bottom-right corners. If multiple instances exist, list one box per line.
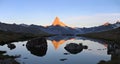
left=0, top=18, right=120, bottom=35
left=0, top=22, right=48, bottom=35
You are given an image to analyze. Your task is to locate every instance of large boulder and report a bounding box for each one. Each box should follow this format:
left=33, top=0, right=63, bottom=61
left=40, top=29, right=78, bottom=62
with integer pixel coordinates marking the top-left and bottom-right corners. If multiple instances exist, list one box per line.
left=64, top=43, right=88, bottom=54
left=26, top=37, right=48, bottom=57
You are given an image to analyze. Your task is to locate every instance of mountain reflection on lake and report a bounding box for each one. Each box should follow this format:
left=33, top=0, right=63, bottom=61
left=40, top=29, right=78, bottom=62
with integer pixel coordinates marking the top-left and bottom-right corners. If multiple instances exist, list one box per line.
left=0, top=36, right=120, bottom=64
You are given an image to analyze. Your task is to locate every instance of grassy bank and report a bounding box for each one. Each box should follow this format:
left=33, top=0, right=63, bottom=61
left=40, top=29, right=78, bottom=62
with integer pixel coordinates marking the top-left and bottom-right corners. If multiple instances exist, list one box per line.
left=0, top=51, right=20, bottom=64
left=77, top=27, right=120, bottom=42
left=0, top=30, right=53, bottom=45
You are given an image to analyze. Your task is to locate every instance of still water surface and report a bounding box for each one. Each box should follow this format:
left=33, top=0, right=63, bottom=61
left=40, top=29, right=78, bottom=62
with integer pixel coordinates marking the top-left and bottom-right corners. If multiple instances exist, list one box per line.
left=0, top=36, right=111, bottom=64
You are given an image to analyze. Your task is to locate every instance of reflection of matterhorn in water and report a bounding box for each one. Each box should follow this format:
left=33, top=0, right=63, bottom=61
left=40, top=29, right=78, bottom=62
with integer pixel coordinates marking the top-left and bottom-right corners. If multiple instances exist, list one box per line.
left=47, top=36, right=75, bottom=50
left=47, top=36, right=109, bottom=54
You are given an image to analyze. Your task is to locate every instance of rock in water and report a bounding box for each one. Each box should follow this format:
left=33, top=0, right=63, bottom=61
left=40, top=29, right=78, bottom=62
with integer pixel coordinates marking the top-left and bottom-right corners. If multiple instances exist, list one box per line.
left=64, top=43, right=88, bottom=54
left=26, top=37, right=48, bottom=57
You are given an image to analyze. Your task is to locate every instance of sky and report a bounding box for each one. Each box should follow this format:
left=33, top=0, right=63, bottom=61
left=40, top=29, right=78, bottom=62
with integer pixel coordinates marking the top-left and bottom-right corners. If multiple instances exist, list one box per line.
left=0, top=0, right=120, bottom=27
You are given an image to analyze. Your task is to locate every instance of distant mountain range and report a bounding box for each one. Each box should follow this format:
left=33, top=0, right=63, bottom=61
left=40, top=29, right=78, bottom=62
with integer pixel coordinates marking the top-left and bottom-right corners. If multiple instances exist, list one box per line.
left=77, top=21, right=120, bottom=34
left=0, top=22, right=47, bottom=34
left=35, top=17, right=120, bottom=35
left=0, top=17, right=120, bottom=35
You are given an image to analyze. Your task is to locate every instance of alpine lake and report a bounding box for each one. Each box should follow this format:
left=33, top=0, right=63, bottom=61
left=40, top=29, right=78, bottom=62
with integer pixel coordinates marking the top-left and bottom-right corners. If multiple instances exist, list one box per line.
left=0, top=36, right=119, bottom=64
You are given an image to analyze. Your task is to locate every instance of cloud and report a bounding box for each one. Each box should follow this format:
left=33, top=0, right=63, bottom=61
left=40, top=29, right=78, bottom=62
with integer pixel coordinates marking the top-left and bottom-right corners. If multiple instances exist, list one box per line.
left=64, top=13, right=120, bottom=27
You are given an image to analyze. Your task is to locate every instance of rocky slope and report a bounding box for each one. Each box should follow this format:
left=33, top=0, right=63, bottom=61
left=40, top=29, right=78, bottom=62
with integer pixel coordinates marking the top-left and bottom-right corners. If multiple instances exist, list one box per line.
left=77, top=27, right=120, bottom=41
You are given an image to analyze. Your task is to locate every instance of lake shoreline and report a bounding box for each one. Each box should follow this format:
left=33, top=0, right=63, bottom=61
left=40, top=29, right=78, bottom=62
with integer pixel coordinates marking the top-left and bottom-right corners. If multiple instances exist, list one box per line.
left=77, top=27, right=120, bottom=43
left=0, top=30, right=53, bottom=45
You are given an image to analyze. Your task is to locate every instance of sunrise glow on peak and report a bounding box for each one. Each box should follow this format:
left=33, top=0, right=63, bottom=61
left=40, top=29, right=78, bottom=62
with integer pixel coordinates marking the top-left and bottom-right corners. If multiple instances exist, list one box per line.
left=52, top=17, right=67, bottom=27
left=103, top=22, right=111, bottom=26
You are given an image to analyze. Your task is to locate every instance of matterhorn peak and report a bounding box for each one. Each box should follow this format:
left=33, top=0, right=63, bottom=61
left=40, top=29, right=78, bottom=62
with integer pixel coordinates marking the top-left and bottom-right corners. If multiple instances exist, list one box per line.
left=52, top=17, right=67, bottom=27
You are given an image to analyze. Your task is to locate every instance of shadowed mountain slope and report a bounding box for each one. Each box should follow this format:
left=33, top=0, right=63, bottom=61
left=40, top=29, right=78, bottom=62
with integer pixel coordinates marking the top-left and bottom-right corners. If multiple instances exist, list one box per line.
left=77, top=27, right=120, bottom=41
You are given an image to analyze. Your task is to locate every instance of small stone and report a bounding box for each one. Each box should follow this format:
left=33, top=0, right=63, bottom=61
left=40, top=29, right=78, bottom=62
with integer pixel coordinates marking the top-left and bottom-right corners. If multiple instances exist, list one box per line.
left=60, top=58, right=67, bottom=61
